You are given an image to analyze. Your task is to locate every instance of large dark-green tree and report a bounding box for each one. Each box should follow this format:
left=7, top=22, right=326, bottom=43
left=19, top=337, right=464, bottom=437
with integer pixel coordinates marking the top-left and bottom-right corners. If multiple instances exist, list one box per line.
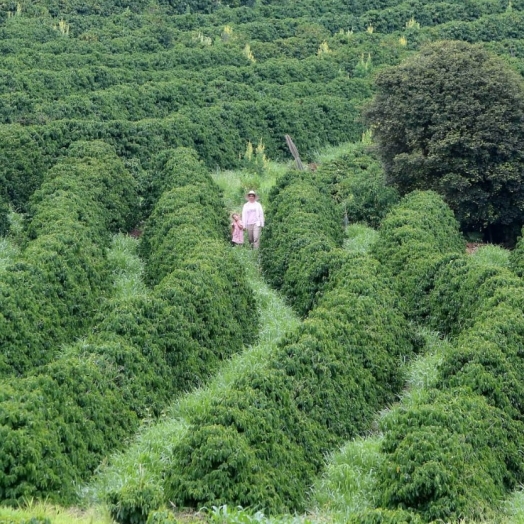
left=364, top=40, right=524, bottom=244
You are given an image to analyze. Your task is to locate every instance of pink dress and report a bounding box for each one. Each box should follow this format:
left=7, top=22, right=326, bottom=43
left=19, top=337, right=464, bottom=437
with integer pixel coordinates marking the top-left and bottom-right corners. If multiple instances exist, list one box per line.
left=231, top=220, right=244, bottom=244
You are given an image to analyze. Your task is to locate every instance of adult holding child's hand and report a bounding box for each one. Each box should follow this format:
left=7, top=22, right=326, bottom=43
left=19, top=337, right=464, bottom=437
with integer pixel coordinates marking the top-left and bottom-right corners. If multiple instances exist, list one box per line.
left=242, top=190, right=264, bottom=249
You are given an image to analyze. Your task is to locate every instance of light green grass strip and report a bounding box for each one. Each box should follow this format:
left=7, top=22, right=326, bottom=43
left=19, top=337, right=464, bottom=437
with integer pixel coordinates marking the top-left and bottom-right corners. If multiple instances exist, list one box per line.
left=0, top=503, right=113, bottom=524
left=505, top=490, right=524, bottom=524
left=310, top=329, right=450, bottom=523
left=106, top=233, right=147, bottom=300
left=313, top=141, right=363, bottom=164
left=0, top=238, right=19, bottom=273
left=344, top=223, right=379, bottom=254
left=470, top=243, right=510, bottom=268
left=86, top=247, right=300, bottom=507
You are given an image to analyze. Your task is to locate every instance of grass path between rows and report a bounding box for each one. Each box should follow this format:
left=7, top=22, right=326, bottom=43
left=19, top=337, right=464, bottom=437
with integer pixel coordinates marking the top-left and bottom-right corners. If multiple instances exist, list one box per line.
left=84, top=247, right=301, bottom=515
left=310, top=242, right=524, bottom=524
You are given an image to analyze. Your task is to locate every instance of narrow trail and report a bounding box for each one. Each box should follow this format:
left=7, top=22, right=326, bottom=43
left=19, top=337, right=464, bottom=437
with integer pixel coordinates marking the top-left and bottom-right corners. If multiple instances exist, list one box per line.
left=87, top=247, right=301, bottom=506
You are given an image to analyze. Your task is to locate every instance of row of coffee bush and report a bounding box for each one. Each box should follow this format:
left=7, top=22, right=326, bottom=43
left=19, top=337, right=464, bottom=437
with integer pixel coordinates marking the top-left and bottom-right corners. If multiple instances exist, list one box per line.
left=313, top=143, right=400, bottom=229
left=3, top=1, right=523, bottom=216
left=104, top=169, right=418, bottom=521
left=260, top=170, right=346, bottom=317
left=138, top=148, right=257, bottom=364
left=371, top=190, right=465, bottom=320
left=0, top=64, right=371, bottom=125
left=352, top=191, right=524, bottom=522
left=156, top=252, right=416, bottom=516
left=0, top=140, right=138, bottom=376
left=0, top=147, right=257, bottom=506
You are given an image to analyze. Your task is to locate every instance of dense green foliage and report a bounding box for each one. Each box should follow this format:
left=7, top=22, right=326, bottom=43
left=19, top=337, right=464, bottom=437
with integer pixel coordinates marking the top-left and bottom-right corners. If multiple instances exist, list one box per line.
left=0, top=148, right=257, bottom=507
left=260, top=144, right=399, bottom=316
left=314, top=144, right=400, bottom=229
left=260, top=169, right=345, bottom=316
left=0, top=0, right=523, bottom=224
left=358, top=191, right=524, bottom=521
left=161, top=252, right=415, bottom=516
left=509, top=226, right=524, bottom=276
left=0, top=141, right=137, bottom=375
left=377, top=388, right=522, bottom=522
left=4, top=0, right=524, bottom=518
left=365, top=40, right=524, bottom=244
left=371, top=190, right=464, bottom=319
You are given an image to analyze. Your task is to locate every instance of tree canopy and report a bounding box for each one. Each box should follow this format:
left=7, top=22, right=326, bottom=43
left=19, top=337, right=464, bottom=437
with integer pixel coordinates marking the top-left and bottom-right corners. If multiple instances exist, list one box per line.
left=364, top=40, right=524, bottom=244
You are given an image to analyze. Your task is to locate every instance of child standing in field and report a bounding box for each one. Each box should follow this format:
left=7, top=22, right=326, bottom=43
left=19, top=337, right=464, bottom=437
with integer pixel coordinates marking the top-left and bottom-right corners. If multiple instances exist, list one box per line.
left=231, top=213, right=244, bottom=246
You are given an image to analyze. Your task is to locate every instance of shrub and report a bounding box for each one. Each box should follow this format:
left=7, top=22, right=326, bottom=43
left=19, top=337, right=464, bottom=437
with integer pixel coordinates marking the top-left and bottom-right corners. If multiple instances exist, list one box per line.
left=438, top=297, right=524, bottom=422
left=509, top=225, right=524, bottom=277
left=141, top=188, right=228, bottom=284
left=314, top=144, right=400, bottom=229
left=377, top=389, right=523, bottom=522
left=143, top=147, right=225, bottom=219
left=372, top=190, right=464, bottom=320
left=163, top=253, right=416, bottom=514
left=429, top=257, right=522, bottom=336
left=0, top=141, right=139, bottom=375
left=260, top=171, right=344, bottom=315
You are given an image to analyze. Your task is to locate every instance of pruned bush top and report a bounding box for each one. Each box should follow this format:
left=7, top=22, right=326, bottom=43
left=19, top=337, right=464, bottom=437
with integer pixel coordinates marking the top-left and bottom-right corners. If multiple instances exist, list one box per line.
left=372, top=190, right=464, bottom=319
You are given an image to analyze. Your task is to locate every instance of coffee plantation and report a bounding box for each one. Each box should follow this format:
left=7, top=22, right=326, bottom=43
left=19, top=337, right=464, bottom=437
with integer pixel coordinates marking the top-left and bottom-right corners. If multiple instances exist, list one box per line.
left=3, top=0, right=524, bottom=522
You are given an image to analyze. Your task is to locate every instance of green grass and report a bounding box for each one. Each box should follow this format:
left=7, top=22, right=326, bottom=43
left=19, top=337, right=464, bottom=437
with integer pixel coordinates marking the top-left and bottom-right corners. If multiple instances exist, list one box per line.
left=0, top=238, right=19, bottom=273
left=312, top=141, right=363, bottom=165
left=86, top=247, right=301, bottom=513
left=106, top=233, right=147, bottom=299
left=203, top=505, right=322, bottom=524
left=470, top=243, right=510, bottom=268
left=344, top=223, right=379, bottom=254
left=311, top=437, right=384, bottom=520
left=6, top=209, right=26, bottom=246
left=505, top=489, right=524, bottom=524
left=0, top=502, right=113, bottom=524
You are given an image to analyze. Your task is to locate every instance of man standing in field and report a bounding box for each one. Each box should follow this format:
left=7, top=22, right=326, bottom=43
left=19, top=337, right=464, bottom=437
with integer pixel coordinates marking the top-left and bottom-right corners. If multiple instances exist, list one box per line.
left=242, top=190, right=264, bottom=249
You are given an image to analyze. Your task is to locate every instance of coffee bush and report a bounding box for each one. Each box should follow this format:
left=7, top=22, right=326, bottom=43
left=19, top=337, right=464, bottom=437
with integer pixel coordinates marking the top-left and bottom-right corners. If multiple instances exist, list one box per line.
left=377, top=389, right=523, bottom=522
left=163, top=253, right=415, bottom=514
left=0, top=141, right=138, bottom=375
left=261, top=171, right=344, bottom=315
left=372, top=191, right=464, bottom=319
left=314, top=145, right=400, bottom=229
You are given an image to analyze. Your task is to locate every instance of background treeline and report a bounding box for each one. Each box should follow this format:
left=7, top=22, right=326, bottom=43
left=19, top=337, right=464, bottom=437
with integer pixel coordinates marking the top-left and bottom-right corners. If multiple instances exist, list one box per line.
left=2, top=0, right=524, bottom=218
